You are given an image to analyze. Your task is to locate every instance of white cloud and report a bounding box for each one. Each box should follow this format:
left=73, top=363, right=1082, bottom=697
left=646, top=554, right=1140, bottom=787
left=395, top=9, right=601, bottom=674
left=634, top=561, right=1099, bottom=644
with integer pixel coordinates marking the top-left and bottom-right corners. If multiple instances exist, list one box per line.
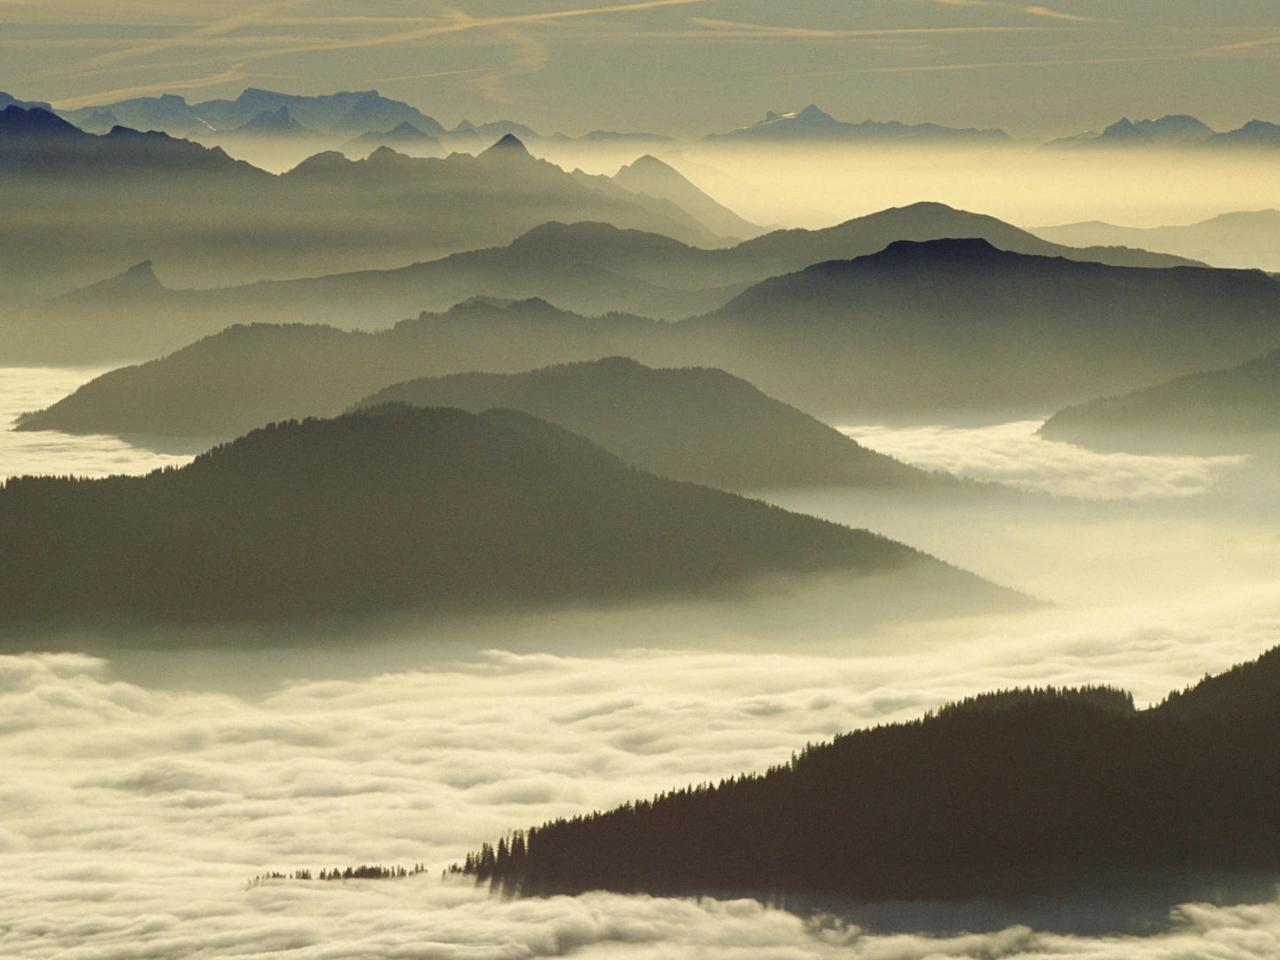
left=839, top=420, right=1246, bottom=501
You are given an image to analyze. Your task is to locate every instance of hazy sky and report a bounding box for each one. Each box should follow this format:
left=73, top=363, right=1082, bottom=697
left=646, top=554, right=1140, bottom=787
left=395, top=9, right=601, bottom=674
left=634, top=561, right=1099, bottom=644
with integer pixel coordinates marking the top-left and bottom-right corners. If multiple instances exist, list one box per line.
left=4, top=1, right=1280, bottom=137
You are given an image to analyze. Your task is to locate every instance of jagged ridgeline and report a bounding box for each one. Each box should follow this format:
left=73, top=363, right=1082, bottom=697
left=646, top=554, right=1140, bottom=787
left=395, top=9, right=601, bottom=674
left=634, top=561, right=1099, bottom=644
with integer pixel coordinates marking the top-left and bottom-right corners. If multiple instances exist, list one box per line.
left=457, top=648, right=1280, bottom=902
left=0, top=106, right=726, bottom=300
left=0, top=405, right=1016, bottom=626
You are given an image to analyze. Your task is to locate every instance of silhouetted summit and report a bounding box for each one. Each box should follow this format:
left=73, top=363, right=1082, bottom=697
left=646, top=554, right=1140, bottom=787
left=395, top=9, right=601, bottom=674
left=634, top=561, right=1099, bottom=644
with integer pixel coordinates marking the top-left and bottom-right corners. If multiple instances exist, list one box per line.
left=613, top=155, right=761, bottom=240
left=352, top=357, right=938, bottom=490
left=0, top=406, right=1007, bottom=626
left=481, top=133, right=530, bottom=156
left=462, top=644, right=1280, bottom=902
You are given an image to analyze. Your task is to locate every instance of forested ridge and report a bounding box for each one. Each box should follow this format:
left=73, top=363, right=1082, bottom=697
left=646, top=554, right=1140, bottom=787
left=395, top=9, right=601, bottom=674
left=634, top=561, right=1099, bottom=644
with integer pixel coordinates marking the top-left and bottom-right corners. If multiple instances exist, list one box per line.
left=459, top=650, right=1280, bottom=901
left=0, top=405, right=998, bottom=626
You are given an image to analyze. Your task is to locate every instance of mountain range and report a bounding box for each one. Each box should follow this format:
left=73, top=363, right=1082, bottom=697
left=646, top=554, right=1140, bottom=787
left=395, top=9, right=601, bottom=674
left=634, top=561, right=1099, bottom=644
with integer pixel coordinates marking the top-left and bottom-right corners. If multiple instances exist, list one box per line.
left=58, top=88, right=449, bottom=138
left=0, top=107, right=733, bottom=300
left=1038, top=349, right=1280, bottom=455
left=340, top=122, right=443, bottom=159
left=22, top=239, right=1280, bottom=434
left=460, top=644, right=1280, bottom=903
left=705, top=105, right=1010, bottom=144
left=0, top=405, right=1014, bottom=627
left=1035, top=210, right=1280, bottom=273
left=1047, top=114, right=1280, bottom=150
left=0, top=197, right=1198, bottom=365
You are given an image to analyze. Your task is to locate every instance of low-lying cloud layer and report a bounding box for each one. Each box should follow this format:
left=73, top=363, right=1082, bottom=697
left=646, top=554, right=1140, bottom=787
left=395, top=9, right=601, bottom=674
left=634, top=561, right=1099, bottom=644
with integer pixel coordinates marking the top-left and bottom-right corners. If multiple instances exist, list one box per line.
left=0, top=368, right=191, bottom=481
left=4, top=571, right=1280, bottom=959
left=6, top=370, right=1280, bottom=957
left=840, top=420, right=1246, bottom=500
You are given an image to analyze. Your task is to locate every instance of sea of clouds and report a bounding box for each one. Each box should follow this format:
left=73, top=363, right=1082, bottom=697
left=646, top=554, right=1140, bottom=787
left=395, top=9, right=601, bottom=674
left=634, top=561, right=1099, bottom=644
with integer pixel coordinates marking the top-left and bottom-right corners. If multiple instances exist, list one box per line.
left=6, top=371, right=1280, bottom=957
left=3, top=612, right=1280, bottom=959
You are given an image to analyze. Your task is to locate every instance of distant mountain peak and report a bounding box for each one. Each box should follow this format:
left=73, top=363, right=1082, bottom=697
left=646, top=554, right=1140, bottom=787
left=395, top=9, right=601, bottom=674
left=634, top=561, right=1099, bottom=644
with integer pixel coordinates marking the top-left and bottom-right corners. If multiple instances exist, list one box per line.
left=0, top=104, right=79, bottom=135
left=56, top=259, right=166, bottom=303
left=795, top=104, right=834, bottom=122
left=481, top=133, right=530, bottom=156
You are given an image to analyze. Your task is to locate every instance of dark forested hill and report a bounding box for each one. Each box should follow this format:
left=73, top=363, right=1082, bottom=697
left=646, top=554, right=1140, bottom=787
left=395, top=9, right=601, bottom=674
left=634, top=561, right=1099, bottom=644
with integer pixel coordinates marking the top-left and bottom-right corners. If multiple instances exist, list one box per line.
left=0, top=406, right=1011, bottom=626
left=1038, top=349, right=1280, bottom=454
left=353, top=358, right=937, bottom=490
left=460, top=648, right=1280, bottom=902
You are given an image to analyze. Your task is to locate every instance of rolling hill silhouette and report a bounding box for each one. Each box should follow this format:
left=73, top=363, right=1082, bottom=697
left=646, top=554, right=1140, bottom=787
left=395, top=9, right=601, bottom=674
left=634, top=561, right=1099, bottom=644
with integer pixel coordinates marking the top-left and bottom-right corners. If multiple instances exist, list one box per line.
left=22, top=240, right=1280, bottom=433
left=0, top=405, right=1013, bottom=626
left=460, top=644, right=1280, bottom=903
left=17, top=302, right=660, bottom=439
left=0, top=198, right=1200, bottom=364
left=1036, top=210, right=1280, bottom=273
left=676, top=238, right=1280, bottom=415
left=1039, top=349, right=1280, bottom=454
left=351, top=358, right=939, bottom=490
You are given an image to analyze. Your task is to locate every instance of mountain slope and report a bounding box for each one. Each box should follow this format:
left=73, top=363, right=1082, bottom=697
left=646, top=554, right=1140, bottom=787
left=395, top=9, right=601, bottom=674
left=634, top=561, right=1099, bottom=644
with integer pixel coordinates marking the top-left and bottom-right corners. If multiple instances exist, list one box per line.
left=23, top=240, right=1280, bottom=433
left=612, top=155, right=761, bottom=240
left=0, top=406, right=1011, bottom=626
left=1035, top=210, right=1280, bottom=273
left=1038, top=349, right=1280, bottom=454
left=461, top=646, right=1280, bottom=902
left=0, top=110, right=728, bottom=299
left=0, top=196, right=1201, bottom=364
left=340, top=123, right=442, bottom=158
left=351, top=357, right=937, bottom=490
left=16, top=301, right=662, bottom=439
left=676, top=239, right=1280, bottom=415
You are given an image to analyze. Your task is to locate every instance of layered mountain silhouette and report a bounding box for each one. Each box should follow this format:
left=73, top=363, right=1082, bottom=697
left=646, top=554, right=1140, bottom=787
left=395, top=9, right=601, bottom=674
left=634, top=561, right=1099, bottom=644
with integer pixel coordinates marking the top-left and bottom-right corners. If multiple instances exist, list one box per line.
left=1048, top=114, right=1280, bottom=150
left=16, top=301, right=660, bottom=438
left=0, top=91, right=52, bottom=112
left=0, top=198, right=1199, bottom=364
left=60, top=88, right=448, bottom=138
left=340, top=122, right=442, bottom=159
left=460, top=644, right=1280, bottom=902
left=673, top=239, right=1280, bottom=415
left=227, top=106, right=318, bottom=139
left=351, top=358, right=939, bottom=490
left=0, top=405, right=1012, bottom=626
left=1036, top=210, right=1280, bottom=273
left=23, top=240, right=1280, bottom=433
left=0, top=107, right=732, bottom=298
left=706, top=105, right=1009, bottom=144
left=612, top=155, right=761, bottom=240
left=1039, top=349, right=1280, bottom=454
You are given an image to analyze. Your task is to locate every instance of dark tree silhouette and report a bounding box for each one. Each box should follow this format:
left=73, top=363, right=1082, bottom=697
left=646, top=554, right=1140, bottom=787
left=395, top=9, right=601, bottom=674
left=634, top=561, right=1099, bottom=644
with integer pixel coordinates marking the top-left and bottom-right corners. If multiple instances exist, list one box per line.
left=459, top=651, right=1280, bottom=902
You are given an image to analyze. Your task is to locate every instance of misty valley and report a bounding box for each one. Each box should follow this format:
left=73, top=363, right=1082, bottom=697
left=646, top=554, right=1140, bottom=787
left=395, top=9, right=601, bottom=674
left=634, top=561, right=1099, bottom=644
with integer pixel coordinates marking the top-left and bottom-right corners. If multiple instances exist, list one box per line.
left=7, top=40, right=1280, bottom=960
